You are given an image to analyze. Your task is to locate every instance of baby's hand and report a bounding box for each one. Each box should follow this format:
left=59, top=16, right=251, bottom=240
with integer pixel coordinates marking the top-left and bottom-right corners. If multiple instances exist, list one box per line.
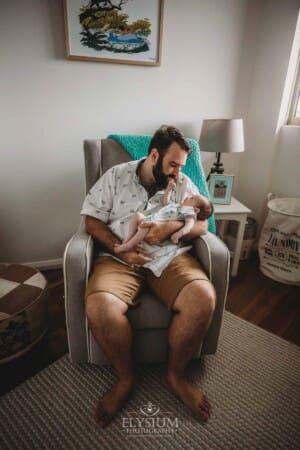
left=167, top=178, right=177, bottom=191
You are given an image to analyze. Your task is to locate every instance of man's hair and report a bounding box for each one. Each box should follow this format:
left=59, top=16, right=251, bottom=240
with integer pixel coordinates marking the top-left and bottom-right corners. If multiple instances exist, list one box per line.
left=148, top=125, right=192, bottom=157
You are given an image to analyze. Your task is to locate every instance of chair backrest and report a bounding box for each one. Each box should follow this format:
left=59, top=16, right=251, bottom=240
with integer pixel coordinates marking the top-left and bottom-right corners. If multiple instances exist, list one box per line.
left=84, top=139, right=133, bottom=193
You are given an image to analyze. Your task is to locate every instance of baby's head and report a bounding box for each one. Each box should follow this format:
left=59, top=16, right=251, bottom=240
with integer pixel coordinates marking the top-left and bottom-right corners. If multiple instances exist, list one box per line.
left=182, top=194, right=213, bottom=220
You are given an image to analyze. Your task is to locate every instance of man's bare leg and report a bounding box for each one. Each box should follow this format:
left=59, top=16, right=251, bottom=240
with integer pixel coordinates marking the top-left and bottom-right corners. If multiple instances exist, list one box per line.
left=165, top=280, right=216, bottom=422
left=85, top=292, right=136, bottom=427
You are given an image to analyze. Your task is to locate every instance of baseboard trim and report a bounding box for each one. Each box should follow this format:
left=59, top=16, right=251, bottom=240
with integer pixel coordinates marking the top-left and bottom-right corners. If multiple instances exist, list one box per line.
left=20, top=258, right=63, bottom=270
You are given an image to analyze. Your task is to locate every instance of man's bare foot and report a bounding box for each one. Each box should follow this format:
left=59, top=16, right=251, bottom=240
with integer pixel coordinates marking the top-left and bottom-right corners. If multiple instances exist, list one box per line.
left=163, top=372, right=211, bottom=422
left=96, top=376, right=136, bottom=427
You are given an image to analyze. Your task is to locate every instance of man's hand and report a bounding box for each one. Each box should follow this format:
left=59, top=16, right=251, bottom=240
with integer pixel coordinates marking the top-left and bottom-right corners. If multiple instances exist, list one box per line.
left=116, top=245, right=152, bottom=267
left=140, top=221, right=182, bottom=245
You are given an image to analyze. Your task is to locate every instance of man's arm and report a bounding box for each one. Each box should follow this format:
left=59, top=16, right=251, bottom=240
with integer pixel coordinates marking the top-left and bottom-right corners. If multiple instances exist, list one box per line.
left=85, top=215, right=152, bottom=266
left=85, top=215, right=121, bottom=254
left=140, top=219, right=208, bottom=245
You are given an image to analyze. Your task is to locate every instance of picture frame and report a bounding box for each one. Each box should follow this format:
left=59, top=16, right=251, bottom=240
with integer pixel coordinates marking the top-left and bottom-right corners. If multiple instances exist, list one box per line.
left=63, top=0, right=164, bottom=66
left=209, top=174, right=234, bottom=204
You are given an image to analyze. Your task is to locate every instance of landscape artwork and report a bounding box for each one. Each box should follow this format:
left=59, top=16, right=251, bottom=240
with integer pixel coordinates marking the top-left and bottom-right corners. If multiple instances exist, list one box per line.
left=64, top=0, right=163, bottom=65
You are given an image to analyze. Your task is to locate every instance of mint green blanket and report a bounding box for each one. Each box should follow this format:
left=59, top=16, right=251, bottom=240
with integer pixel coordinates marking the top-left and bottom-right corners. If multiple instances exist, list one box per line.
left=108, top=134, right=215, bottom=234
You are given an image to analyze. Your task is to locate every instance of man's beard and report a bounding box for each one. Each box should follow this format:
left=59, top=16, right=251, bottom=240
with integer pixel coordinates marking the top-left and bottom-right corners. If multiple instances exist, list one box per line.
left=152, top=155, right=176, bottom=189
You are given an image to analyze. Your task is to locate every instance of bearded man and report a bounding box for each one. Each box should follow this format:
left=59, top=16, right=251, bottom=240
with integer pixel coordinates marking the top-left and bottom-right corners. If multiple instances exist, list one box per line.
left=81, top=125, right=216, bottom=427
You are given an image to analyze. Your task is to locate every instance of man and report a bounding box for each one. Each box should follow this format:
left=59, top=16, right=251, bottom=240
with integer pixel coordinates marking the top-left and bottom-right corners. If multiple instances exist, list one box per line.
left=81, top=125, right=216, bottom=427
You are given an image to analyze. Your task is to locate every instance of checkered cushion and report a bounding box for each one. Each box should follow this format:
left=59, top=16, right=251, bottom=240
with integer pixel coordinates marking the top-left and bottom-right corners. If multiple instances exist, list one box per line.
left=0, top=265, right=46, bottom=316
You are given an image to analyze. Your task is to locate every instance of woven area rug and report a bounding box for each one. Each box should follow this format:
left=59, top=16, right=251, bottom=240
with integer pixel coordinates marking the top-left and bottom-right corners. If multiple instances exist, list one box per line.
left=1, top=311, right=299, bottom=450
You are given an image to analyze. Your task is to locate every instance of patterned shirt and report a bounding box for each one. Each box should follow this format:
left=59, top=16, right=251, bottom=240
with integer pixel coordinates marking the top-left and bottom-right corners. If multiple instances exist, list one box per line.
left=81, top=159, right=199, bottom=276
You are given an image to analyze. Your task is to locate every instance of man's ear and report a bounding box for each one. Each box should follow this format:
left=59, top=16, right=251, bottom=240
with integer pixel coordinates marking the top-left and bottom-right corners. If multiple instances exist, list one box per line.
left=150, top=148, right=159, bottom=164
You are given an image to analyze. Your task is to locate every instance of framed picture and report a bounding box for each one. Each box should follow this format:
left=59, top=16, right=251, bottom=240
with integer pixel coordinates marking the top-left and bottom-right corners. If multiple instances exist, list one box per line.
left=63, top=0, right=164, bottom=66
left=209, top=174, right=234, bottom=204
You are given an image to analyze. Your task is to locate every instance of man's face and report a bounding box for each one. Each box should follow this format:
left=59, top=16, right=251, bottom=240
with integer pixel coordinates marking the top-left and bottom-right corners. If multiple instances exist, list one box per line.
left=152, top=142, right=188, bottom=188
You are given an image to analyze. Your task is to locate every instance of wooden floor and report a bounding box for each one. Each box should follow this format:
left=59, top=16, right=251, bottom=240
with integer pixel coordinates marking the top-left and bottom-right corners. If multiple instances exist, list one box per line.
left=226, top=255, right=300, bottom=344
left=1, top=255, right=299, bottom=396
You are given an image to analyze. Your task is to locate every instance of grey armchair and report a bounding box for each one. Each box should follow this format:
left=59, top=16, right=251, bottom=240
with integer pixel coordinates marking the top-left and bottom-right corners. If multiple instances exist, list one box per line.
left=63, top=138, right=230, bottom=365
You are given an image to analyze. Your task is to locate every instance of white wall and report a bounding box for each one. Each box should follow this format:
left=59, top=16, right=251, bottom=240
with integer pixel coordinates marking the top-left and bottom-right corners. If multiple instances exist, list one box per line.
left=0, top=0, right=248, bottom=264
left=270, top=126, right=300, bottom=197
left=237, top=0, right=300, bottom=222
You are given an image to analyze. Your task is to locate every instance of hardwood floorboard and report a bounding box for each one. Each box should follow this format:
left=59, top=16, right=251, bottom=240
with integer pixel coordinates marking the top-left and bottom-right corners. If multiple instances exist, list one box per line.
left=260, top=290, right=300, bottom=337
left=285, top=317, right=300, bottom=345
left=238, top=284, right=292, bottom=323
left=225, top=255, right=300, bottom=342
left=225, top=258, right=271, bottom=315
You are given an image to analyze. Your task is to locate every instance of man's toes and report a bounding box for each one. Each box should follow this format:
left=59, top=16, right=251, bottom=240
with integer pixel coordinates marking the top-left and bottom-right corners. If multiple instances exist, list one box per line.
left=95, top=402, right=112, bottom=428
left=198, top=409, right=210, bottom=422
left=197, top=400, right=211, bottom=421
left=96, top=412, right=112, bottom=428
left=201, top=396, right=211, bottom=413
left=201, top=398, right=211, bottom=414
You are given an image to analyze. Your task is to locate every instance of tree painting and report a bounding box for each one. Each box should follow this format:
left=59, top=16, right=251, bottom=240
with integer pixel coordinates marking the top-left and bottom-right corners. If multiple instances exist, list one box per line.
left=79, top=0, right=152, bottom=54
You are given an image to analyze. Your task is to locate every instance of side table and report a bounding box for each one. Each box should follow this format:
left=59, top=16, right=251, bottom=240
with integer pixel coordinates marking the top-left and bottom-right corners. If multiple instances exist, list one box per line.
left=0, top=264, right=48, bottom=363
left=214, top=197, right=252, bottom=277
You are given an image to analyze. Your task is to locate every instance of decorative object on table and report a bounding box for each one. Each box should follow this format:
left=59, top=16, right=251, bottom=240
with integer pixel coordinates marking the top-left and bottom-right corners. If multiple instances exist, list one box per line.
left=209, top=173, right=234, bottom=205
left=63, top=0, right=164, bottom=66
left=258, top=196, right=300, bottom=285
left=0, top=264, right=48, bottom=363
left=199, top=118, right=245, bottom=181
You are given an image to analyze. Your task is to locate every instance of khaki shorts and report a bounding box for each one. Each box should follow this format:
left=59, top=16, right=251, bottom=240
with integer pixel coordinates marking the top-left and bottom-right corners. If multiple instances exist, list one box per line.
left=85, top=252, right=210, bottom=310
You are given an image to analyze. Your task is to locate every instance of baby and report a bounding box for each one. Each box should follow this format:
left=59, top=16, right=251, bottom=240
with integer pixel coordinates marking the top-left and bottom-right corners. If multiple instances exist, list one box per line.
left=114, top=179, right=213, bottom=254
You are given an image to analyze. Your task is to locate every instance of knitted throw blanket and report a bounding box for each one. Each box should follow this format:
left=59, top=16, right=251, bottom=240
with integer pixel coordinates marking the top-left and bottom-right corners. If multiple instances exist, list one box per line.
left=108, top=134, right=215, bottom=234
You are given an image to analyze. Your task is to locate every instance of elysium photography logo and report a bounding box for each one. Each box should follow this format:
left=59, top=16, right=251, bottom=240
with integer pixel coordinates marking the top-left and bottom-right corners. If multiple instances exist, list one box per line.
left=122, top=401, right=179, bottom=436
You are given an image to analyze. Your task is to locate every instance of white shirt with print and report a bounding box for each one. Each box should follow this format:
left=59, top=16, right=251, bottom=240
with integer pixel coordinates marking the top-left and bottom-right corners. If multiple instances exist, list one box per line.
left=81, top=159, right=199, bottom=277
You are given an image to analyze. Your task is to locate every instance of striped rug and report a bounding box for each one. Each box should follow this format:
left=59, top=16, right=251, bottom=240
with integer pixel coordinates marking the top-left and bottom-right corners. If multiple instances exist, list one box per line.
left=1, top=312, right=299, bottom=449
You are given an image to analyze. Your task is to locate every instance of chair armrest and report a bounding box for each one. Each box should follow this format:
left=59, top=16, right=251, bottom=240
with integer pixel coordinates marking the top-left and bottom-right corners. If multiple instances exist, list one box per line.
left=194, top=232, right=230, bottom=354
left=63, top=218, right=94, bottom=362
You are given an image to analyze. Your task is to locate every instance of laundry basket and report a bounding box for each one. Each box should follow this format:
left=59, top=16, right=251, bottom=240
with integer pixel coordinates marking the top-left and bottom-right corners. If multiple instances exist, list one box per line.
left=258, top=197, right=300, bottom=285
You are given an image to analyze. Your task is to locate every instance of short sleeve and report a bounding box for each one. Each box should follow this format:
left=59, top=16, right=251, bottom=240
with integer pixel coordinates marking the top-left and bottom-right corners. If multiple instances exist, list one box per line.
left=80, top=168, right=115, bottom=223
left=176, top=175, right=200, bottom=203
left=185, top=178, right=200, bottom=196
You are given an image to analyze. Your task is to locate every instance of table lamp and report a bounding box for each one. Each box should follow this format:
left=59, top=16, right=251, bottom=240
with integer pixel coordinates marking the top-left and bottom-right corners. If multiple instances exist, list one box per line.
left=199, top=119, right=245, bottom=181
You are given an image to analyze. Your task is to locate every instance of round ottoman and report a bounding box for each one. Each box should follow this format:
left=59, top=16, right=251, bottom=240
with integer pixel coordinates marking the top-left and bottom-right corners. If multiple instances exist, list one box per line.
left=0, top=264, right=48, bottom=363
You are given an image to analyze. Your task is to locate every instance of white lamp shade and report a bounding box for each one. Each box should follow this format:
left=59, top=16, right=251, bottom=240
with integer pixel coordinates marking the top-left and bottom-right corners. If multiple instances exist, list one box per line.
left=199, top=119, right=245, bottom=153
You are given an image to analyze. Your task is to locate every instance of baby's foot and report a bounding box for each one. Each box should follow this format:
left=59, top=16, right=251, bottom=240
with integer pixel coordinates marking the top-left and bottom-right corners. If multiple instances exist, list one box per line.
left=171, top=232, right=181, bottom=244
left=113, top=244, right=123, bottom=254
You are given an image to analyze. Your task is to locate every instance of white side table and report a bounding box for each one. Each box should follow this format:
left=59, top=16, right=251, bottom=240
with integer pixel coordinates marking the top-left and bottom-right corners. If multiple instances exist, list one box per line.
left=214, top=197, right=251, bottom=277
